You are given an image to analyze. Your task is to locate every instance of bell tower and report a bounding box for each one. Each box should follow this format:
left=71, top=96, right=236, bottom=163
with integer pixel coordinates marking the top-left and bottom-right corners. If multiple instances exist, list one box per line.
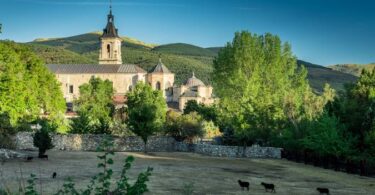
left=99, top=3, right=122, bottom=65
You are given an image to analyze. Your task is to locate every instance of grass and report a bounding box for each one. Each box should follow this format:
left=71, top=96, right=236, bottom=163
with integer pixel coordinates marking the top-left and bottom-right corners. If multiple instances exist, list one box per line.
left=1, top=151, right=375, bottom=194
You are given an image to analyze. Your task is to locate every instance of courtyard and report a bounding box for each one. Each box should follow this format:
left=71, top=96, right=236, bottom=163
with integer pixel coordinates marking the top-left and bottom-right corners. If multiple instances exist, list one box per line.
left=0, top=151, right=374, bottom=194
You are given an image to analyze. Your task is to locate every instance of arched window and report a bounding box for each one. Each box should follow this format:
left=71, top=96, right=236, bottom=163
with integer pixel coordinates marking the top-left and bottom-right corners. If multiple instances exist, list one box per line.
left=156, top=82, right=161, bottom=90
left=107, top=44, right=111, bottom=57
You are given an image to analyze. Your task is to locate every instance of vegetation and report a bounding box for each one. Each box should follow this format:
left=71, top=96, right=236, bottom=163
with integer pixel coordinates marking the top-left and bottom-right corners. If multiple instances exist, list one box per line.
left=165, top=110, right=204, bottom=142
left=152, top=43, right=216, bottom=57
left=127, top=82, right=167, bottom=152
left=0, top=41, right=66, bottom=131
left=212, top=31, right=334, bottom=147
left=33, top=120, right=55, bottom=156
left=71, top=77, right=115, bottom=134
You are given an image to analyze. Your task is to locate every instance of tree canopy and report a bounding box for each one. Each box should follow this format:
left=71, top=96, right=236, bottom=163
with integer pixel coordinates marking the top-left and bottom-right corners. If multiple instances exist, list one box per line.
left=0, top=41, right=66, bottom=129
left=72, top=76, right=115, bottom=134
left=212, top=31, right=334, bottom=145
left=126, top=82, right=167, bottom=152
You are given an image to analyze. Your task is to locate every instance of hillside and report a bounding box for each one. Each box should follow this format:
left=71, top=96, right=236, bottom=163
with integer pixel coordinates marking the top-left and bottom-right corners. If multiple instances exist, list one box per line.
left=329, top=63, right=375, bottom=76
left=27, top=32, right=357, bottom=92
left=152, top=43, right=217, bottom=57
left=298, top=60, right=357, bottom=92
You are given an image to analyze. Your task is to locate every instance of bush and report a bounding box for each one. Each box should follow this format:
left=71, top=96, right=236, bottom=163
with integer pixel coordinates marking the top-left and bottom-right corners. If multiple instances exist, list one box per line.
left=201, top=120, right=221, bottom=139
left=33, top=119, right=55, bottom=156
left=165, top=111, right=204, bottom=143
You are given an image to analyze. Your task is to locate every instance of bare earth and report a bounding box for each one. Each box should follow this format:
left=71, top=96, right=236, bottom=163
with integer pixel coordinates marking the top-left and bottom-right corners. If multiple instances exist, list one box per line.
left=1, top=151, right=375, bottom=195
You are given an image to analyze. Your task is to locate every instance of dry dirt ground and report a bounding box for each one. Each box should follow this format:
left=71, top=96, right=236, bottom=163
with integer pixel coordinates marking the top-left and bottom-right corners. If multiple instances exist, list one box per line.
left=1, top=151, right=375, bottom=195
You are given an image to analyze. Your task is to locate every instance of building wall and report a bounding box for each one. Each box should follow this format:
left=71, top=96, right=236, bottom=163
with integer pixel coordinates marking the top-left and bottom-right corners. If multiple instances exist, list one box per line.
left=146, top=73, right=175, bottom=99
left=55, top=73, right=146, bottom=102
left=99, top=37, right=122, bottom=65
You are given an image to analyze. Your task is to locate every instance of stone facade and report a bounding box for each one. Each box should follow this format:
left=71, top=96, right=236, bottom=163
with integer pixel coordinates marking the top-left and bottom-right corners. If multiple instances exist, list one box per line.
left=56, top=72, right=146, bottom=102
left=14, top=132, right=281, bottom=158
left=15, top=132, right=175, bottom=152
left=175, top=142, right=282, bottom=158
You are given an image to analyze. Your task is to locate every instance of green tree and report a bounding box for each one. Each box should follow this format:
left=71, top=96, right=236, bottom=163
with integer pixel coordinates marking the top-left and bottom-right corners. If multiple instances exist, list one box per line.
left=33, top=119, right=55, bottom=156
left=165, top=111, right=204, bottom=142
left=73, top=76, right=115, bottom=134
left=0, top=41, right=66, bottom=130
left=127, top=82, right=167, bottom=152
left=212, top=31, right=333, bottom=146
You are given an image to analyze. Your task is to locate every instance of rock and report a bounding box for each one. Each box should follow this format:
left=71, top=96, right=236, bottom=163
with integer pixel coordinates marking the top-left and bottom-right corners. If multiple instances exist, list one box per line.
left=0, top=148, right=29, bottom=160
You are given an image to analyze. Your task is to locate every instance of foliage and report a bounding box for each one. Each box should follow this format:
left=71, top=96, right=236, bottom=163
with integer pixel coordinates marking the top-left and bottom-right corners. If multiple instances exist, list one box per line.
left=72, top=77, right=115, bottom=134
left=181, top=182, right=195, bottom=195
left=201, top=120, right=221, bottom=139
left=0, top=113, right=15, bottom=149
left=165, top=111, right=204, bottom=142
left=326, top=69, right=375, bottom=160
left=212, top=31, right=334, bottom=146
left=183, top=100, right=217, bottom=122
left=301, top=113, right=354, bottom=157
left=127, top=82, right=167, bottom=152
left=33, top=119, right=55, bottom=156
left=0, top=41, right=66, bottom=129
left=25, top=174, right=38, bottom=195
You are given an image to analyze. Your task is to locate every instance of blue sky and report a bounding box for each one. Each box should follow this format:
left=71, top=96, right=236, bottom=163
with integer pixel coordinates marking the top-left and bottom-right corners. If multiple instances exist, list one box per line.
left=0, top=0, right=374, bottom=65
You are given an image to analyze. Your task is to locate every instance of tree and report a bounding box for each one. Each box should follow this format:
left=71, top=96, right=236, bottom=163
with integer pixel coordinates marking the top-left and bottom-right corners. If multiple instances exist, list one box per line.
left=73, top=76, right=115, bottom=134
left=33, top=119, right=55, bottom=156
left=127, top=82, right=167, bottom=152
left=165, top=111, right=204, bottom=142
left=212, top=31, right=333, bottom=146
left=0, top=41, right=66, bottom=130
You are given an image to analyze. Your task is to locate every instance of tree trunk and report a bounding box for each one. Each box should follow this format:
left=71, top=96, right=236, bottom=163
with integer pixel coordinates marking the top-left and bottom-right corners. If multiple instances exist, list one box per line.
left=144, top=140, right=148, bottom=154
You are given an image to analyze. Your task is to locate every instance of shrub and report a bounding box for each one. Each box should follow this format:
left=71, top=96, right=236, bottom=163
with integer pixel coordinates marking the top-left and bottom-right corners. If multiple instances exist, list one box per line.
left=0, top=113, right=15, bottom=149
left=165, top=111, right=204, bottom=143
left=32, top=119, right=55, bottom=156
left=201, top=120, right=221, bottom=139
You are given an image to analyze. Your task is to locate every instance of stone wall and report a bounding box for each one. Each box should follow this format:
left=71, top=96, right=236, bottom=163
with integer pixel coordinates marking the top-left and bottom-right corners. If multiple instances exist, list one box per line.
left=175, top=142, right=281, bottom=158
left=14, top=132, right=281, bottom=158
left=15, top=132, right=176, bottom=152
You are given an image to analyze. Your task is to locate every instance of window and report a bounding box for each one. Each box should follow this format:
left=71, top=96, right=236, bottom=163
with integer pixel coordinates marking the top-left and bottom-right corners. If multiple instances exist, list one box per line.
left=69, top=85, right=74, bottom=94
left=107, top=44, right=111, bottom=57
left=156, top=82, right=161, bottom=90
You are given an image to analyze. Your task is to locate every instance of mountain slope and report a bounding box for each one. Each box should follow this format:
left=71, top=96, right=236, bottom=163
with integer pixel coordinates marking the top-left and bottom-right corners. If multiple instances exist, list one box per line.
left=152, top=43, right=216, bottom=57
left=329, top=63, right=375, bottom=76
left=298, top=60, right=357, bottom=92
left=28, top=33, right=357, bottom=92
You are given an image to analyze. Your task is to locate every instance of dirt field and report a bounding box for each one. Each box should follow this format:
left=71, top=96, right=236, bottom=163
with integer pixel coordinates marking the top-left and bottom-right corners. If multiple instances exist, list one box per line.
left=0, top=151, right=374, bottom=195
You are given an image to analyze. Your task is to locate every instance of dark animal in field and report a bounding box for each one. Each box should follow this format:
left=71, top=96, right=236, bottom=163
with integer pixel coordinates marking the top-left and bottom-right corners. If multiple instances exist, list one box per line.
left=38, top=154, right=48, bottom=160
left=26, top=156, right=33, bottom=161
left=238, top=180, right=249, bottom=191
left=261, top=182, right=276, bottom=193
left=317, top=187, right=329, bottom=194
left=52, top=172, right=57, bottom=179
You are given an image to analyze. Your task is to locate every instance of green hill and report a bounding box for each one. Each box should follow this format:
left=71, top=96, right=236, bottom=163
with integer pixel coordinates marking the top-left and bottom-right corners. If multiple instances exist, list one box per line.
left=298, top=60, right=357, bottom=92
left=328, top=63, right=375, bottom=76
left=152, top=43, right=217, bottom=57
left=27, top=32, right=357, bottom=92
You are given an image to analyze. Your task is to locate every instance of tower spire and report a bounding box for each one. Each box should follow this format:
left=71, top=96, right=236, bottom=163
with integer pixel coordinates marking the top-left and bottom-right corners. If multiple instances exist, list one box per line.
left=109, top=0, right=112, bottom=15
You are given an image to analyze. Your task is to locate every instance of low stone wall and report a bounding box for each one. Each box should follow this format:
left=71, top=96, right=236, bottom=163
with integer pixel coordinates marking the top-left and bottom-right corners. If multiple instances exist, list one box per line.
left=15, top=132, right=176, bottom=152
left=14, top=132, right=281, bottom=158
left=175, top=142, right=281, bottom=158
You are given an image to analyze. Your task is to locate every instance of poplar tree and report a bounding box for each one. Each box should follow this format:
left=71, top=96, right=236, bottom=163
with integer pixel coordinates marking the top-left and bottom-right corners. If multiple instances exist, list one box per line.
left=126, top=82, right=167, bottom=153
left=212, top=31, right=333, bottom=146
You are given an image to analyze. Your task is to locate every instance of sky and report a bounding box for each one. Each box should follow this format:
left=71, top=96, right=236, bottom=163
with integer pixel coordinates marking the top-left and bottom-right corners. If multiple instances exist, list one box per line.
left=0, top=0, right=374, bottom=65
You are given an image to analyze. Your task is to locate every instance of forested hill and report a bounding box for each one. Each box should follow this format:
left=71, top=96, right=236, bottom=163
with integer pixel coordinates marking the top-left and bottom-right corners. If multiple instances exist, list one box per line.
left=26, top=32, right=357, bottom=91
